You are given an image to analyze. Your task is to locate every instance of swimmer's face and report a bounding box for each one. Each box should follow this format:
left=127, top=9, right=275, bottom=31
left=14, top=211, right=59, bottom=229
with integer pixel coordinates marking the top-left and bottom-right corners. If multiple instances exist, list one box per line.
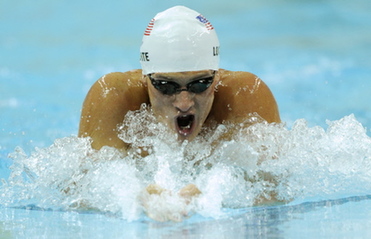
left=144, top=70, right=219, bottom=141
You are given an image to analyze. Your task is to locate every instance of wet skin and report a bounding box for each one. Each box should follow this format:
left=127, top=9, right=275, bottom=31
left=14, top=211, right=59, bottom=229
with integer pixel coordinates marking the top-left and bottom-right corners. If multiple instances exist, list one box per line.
left=78, top=69, right=280, bottom=151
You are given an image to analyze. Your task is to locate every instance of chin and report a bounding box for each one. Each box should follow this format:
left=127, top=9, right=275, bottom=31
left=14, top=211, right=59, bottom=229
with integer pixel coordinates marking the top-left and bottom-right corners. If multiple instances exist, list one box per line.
left=177, top=131, right=197, bottom=141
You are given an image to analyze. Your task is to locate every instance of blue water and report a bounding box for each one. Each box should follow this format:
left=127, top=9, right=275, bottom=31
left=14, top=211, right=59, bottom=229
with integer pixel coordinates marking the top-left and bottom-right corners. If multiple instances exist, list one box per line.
left=1, top=0, right=371, bottom=238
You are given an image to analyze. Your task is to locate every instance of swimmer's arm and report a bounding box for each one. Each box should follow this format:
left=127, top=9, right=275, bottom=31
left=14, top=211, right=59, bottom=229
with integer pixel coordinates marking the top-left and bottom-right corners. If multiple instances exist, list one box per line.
left=211, top=70, right=280, bottom=124
left=78, top=70, right=149, bottom=150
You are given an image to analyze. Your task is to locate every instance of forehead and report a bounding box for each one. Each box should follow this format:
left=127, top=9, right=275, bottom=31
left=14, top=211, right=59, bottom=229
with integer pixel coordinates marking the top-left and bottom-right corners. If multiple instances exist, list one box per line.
left=151, top=70, right=214, bottom=81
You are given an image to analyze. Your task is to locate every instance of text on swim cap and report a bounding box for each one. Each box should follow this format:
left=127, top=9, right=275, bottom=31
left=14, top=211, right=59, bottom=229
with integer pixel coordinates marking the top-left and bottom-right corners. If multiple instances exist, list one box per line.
left=213, top=46, right=219, bottom=56
left=140, top=52, right=150, bottom=61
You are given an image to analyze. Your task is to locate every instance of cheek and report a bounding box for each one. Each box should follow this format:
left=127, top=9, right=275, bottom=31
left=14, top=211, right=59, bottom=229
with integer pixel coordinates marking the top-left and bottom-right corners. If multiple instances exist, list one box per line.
left=195, top=91, right=215, bottom=116
left=148, top=89, right=172, bottom=114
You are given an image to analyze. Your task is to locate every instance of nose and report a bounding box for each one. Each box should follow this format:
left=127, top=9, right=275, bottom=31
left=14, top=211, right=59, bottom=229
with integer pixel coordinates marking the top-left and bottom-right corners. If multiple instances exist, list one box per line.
left=172, top=91, right=195, bottom=113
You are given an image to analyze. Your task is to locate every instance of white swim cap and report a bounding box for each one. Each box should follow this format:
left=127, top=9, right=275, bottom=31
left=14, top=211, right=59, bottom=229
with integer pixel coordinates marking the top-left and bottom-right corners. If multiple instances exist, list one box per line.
left=140, top=6, right=220, bottom=75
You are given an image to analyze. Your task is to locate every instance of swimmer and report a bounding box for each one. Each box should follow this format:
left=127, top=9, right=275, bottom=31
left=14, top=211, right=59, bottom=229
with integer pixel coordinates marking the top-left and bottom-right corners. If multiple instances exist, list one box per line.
left=78, top=6, right=280, bottom=220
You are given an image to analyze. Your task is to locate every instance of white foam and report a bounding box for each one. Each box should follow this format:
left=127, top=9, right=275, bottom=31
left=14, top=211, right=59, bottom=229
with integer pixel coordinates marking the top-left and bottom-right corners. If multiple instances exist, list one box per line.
left=1, top=108, right=371, bottom=221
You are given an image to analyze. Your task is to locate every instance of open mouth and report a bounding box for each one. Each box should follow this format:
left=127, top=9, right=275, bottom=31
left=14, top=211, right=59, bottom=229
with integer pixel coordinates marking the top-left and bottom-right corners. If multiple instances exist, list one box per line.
left=176, top=115, right=195, bottom=136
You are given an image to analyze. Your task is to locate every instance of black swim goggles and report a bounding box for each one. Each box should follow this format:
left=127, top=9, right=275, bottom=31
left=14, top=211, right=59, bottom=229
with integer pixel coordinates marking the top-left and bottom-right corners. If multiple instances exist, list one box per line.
left=148, top=71, right=216, bottom=95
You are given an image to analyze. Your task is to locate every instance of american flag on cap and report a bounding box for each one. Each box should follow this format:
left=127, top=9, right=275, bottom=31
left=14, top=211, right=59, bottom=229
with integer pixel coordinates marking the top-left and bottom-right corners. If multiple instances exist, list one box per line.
left=144, top=19, right=155, bottom=36
left=196, top=15, right=214, bottom=31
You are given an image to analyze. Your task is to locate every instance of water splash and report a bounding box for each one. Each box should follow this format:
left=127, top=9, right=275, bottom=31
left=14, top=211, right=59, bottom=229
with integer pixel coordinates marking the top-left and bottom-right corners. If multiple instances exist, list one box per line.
left=1, top=107, right=371, bottom=221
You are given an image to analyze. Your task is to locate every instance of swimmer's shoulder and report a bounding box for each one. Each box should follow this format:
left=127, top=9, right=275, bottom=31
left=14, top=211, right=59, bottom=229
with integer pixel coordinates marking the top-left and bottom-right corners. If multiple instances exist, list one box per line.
left=79, top=69, right=149, bottom=149
left=87, top=69, right=148, bottom=107
left=218, top=69, right=260, bottom=87
left=94, top=69, right=145, bottom=92
left=210, top=69, right=280, bottom=123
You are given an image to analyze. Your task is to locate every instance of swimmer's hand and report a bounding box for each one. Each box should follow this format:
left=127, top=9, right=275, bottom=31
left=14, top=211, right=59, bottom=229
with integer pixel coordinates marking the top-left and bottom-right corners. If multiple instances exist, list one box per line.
left=140, top=184, right=201, bottom=222
left=178, top=184, right=202, bottom=203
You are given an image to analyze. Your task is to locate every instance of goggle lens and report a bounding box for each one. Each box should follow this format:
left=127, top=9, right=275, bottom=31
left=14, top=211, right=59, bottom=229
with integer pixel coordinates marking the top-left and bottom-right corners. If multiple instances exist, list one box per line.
left=149, top=72, right=215, bottom=95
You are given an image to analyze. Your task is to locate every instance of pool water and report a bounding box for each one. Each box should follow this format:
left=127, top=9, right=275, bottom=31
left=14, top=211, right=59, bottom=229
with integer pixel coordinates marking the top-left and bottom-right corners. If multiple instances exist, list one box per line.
left=1, top=0, right=371, bottom=238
